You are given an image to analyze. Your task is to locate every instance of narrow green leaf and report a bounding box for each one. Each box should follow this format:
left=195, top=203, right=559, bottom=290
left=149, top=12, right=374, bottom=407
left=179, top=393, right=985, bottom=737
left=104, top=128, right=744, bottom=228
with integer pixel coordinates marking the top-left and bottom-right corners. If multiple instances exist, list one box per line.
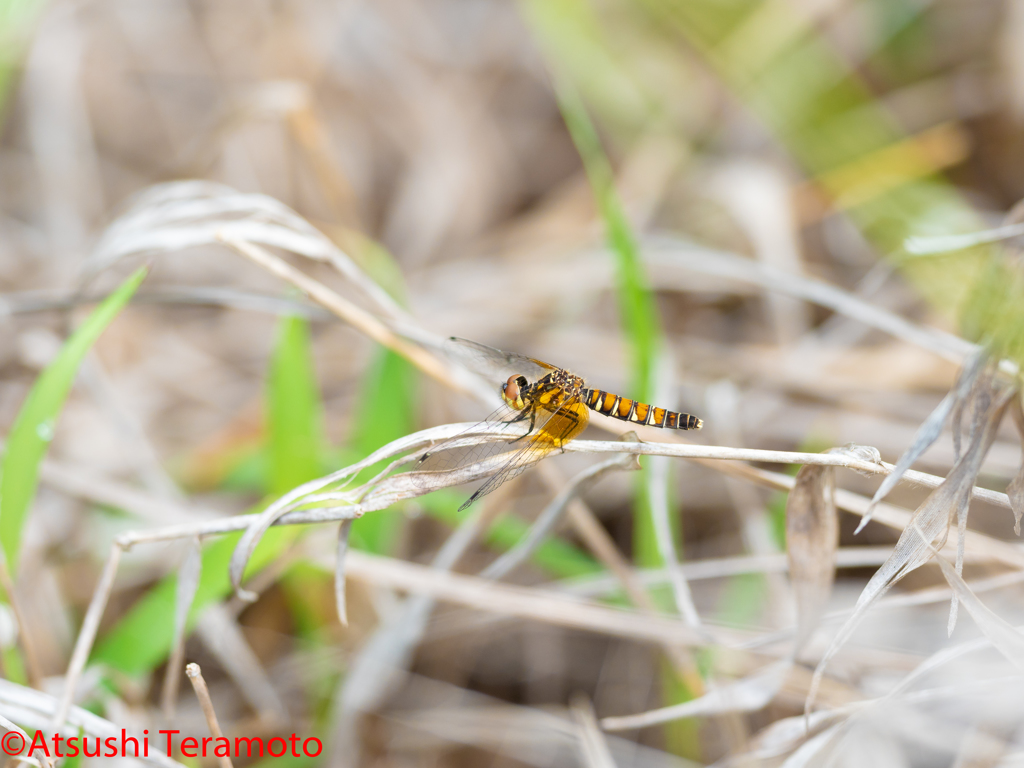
left=526, top=9, right=698, bottom=754
left=550, top=77, right=669, bottom=565
left=419, top=492, right=603, bottom=579
left=347, top=347, right=417, bottom=554
left=0, top=267, right=147, bottom=571
left=96, top=309, right=327, bottom=674
left=267, top=314, right=323, bottom=493
left=553, top=75, right=660, bottom=402
left=0, top=0, right=49, bottom=121
left=634, top=0, right=1011, bottom=360
left=93, top=523, right=302, bottom=675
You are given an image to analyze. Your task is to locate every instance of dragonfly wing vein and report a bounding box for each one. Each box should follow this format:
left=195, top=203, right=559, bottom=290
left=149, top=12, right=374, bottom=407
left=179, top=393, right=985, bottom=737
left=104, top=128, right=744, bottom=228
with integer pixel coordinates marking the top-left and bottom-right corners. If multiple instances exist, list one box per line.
left=445, top=337, right=556, bottom=381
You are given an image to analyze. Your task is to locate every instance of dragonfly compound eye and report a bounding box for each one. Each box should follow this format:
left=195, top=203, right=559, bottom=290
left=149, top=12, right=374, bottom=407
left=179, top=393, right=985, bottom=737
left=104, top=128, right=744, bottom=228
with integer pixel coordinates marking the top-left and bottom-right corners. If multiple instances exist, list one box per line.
left=502, top=374, right=521, bottom=403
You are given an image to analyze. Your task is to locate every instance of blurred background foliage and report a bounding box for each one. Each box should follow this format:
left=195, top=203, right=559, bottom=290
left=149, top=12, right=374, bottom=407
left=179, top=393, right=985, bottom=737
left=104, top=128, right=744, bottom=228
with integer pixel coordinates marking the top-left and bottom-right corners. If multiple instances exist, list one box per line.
left=1, top=0, right=1023, bottom=765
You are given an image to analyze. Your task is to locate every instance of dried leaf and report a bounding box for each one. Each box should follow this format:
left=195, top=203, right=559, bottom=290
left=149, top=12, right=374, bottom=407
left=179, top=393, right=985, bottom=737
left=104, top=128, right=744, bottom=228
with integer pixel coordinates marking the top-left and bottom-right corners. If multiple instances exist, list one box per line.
left=807, top=371, right=1013, bottom=714
left=601, top=660, right=790, bottom=730
left=778, top=722, right=845, bottom=768
left=786, top=454, right=838, bottom=656
left=728, top=710, right=848, bottom=767
left=1007, top=395, right=1024, bottom=536
left=935, top=556, right=1024, bottom=673
left=571, top=695, right=618, bottom=768
left=951, top=368, right=1012, bottom=634
left=856, top=349, right=986, bottom=534
left=480, top=442, right=640, bottom=581
left=335, top=519, right=354, bottom=626
left=87, top=180, right=405, bottom=322
left=228, top=420, right=523, bottom=600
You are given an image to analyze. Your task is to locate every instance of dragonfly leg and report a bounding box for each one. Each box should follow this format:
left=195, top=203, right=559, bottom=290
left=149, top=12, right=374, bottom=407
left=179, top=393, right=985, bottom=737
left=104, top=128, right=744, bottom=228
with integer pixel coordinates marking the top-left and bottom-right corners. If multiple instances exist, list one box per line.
left=509, top=410, right=537, bottom=443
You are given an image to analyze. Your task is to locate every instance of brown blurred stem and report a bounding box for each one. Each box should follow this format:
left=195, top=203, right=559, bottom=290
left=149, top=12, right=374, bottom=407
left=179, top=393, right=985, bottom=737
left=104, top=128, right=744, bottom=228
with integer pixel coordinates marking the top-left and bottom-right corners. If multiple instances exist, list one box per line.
left=186, top=663, right=235, bottom=768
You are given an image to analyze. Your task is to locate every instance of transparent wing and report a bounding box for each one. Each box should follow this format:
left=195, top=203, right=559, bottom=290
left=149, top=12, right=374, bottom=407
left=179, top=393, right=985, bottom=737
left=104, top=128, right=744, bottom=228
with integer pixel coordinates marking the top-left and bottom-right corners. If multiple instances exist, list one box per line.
left=452, top=395, right=591, bottom=511
left=445, top=337, right=557, bottom=383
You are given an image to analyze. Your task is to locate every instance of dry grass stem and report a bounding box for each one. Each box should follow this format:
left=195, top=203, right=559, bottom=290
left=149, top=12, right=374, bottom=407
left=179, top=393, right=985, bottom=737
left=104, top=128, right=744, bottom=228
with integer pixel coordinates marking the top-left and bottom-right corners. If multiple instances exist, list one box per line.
left=342, top=549, right=721, bottom=648
left=335, top=519, right=354, bottom=626
left=161, top=538, right=202, bottom=718
left=7, top=6, right=1024, bottom=765
left=0, top=559, right=41, bottom=691
left=220, top=237, right=459, bottom=389
left=186, top=663, right=234, bottom=768
left=571, top=695, right=619, bottom=768
left=51, top=543, right=123, bottom=731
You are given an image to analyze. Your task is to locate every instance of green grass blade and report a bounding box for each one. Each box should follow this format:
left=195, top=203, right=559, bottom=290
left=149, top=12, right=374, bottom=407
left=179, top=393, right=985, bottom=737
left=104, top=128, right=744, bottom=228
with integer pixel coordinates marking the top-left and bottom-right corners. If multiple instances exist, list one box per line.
left=526, top=9, right=700, bottom=753
left=634, top=0, right=1018, bottom=359
left=553, top=74, right=661, bottom=402
left=95, top=310, right=327, bottom=674
left=419, top=492, right=603, bottom=579
left=347, top=347, right=417, bottom=554
left=267, top=314, right=324, bottom=493
left=93, top=523, right=303, bottom=674
left=551, top=75, right=671, bottom=571
left=0, top=267, right=147, bottom=572
left=0, top=0, right=49, bottom=121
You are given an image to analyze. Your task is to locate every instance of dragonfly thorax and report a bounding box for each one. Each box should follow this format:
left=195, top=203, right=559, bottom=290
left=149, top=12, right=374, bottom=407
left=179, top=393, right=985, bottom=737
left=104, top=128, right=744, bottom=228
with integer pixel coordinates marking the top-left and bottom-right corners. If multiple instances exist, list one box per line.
left=527, top=370, right=585, bottom=410
left=501, top=370, right=585, bottom=413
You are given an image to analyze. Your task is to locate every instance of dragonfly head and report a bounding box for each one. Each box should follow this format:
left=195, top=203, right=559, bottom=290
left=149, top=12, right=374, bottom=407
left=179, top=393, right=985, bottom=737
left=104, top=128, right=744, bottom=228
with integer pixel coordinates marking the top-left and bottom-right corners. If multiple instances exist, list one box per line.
left=502, top=374, right=529, bottom=410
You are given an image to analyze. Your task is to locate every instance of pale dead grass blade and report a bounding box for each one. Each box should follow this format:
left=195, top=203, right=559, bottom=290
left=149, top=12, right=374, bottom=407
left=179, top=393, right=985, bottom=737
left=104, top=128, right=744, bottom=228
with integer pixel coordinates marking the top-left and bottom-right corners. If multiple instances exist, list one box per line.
left=51, top=542, right=122, bottom=731
left=720, top=710, right=849, bottom=767
left=1006, top=395, right=1024, bottom=535
left=223, top=421, right=1016, bottom=602
left=949, top=368, right=1014, bottom=634
left=778, top=723, right=846, bottom=768
left=196, top=605, right=289, bottom=725
left=37, top=456, right=219, bottom=525
left=0, top=555, right=42, bottom=690
left=342, top=549, right=712, bottom=648
left=642, top=236, right=976, bottom=363
left=690, top=451, right=1024, bottom=568
left=221, top=237, right=456, bottom=387
left=856, top=348, right=986, bottom=533
left=227, top=420, right=529, bottom=600
left=786, top=456, right=839, bottom=656
left=335, top=519, right=354, bottom=626
left=389, top=673, right=699, bottom=768
left=647, top=351, right=703, bottom=628
left=0, top=678, right=183, bottom=767
left=561, top=547, right=898, bottom=599
left=935, top=556, right=1024, bottom=672
left=805, top=371, right=1015, bottom=715
left=709, top=161, right=809, bottom=344
left=601, top=660, right=790, bottom=731
left=704, top=379, right=791, bottom=624
left=571, top=695, right=619, bottom=768
left=534, top=461, right=706, bottom=695
left=327, top=488, right=517, bottom=767
left=161, top=536, right=201, bottom=717
left=87, top=180, right=403, bottom=321
left=479, top=437, right=641, bottom=581
left=904, top=223, right=1024, bottom=254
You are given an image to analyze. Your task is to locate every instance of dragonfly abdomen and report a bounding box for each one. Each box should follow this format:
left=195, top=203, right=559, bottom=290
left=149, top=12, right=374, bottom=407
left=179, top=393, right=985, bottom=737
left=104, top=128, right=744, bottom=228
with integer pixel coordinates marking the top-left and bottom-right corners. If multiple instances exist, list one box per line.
left=581, top=388, right=702, bottom=430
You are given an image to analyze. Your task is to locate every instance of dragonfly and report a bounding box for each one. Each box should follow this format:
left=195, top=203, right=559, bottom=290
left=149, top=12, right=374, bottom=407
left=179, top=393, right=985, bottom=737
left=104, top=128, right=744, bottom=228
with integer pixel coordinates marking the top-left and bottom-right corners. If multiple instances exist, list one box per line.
left=419, top=338, right=702, bottom=510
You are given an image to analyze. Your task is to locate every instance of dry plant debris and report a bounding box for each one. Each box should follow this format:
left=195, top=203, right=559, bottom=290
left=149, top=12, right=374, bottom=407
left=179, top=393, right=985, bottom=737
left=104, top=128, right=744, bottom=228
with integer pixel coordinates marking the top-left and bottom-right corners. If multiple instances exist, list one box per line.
left=2, top=1, right=1024, bottom=767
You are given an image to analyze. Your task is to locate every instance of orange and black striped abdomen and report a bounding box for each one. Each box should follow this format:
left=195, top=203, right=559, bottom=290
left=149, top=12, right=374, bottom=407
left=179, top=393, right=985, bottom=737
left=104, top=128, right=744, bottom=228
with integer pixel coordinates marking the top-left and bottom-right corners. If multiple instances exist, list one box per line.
left=582, top=388, right=702, bottom=430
